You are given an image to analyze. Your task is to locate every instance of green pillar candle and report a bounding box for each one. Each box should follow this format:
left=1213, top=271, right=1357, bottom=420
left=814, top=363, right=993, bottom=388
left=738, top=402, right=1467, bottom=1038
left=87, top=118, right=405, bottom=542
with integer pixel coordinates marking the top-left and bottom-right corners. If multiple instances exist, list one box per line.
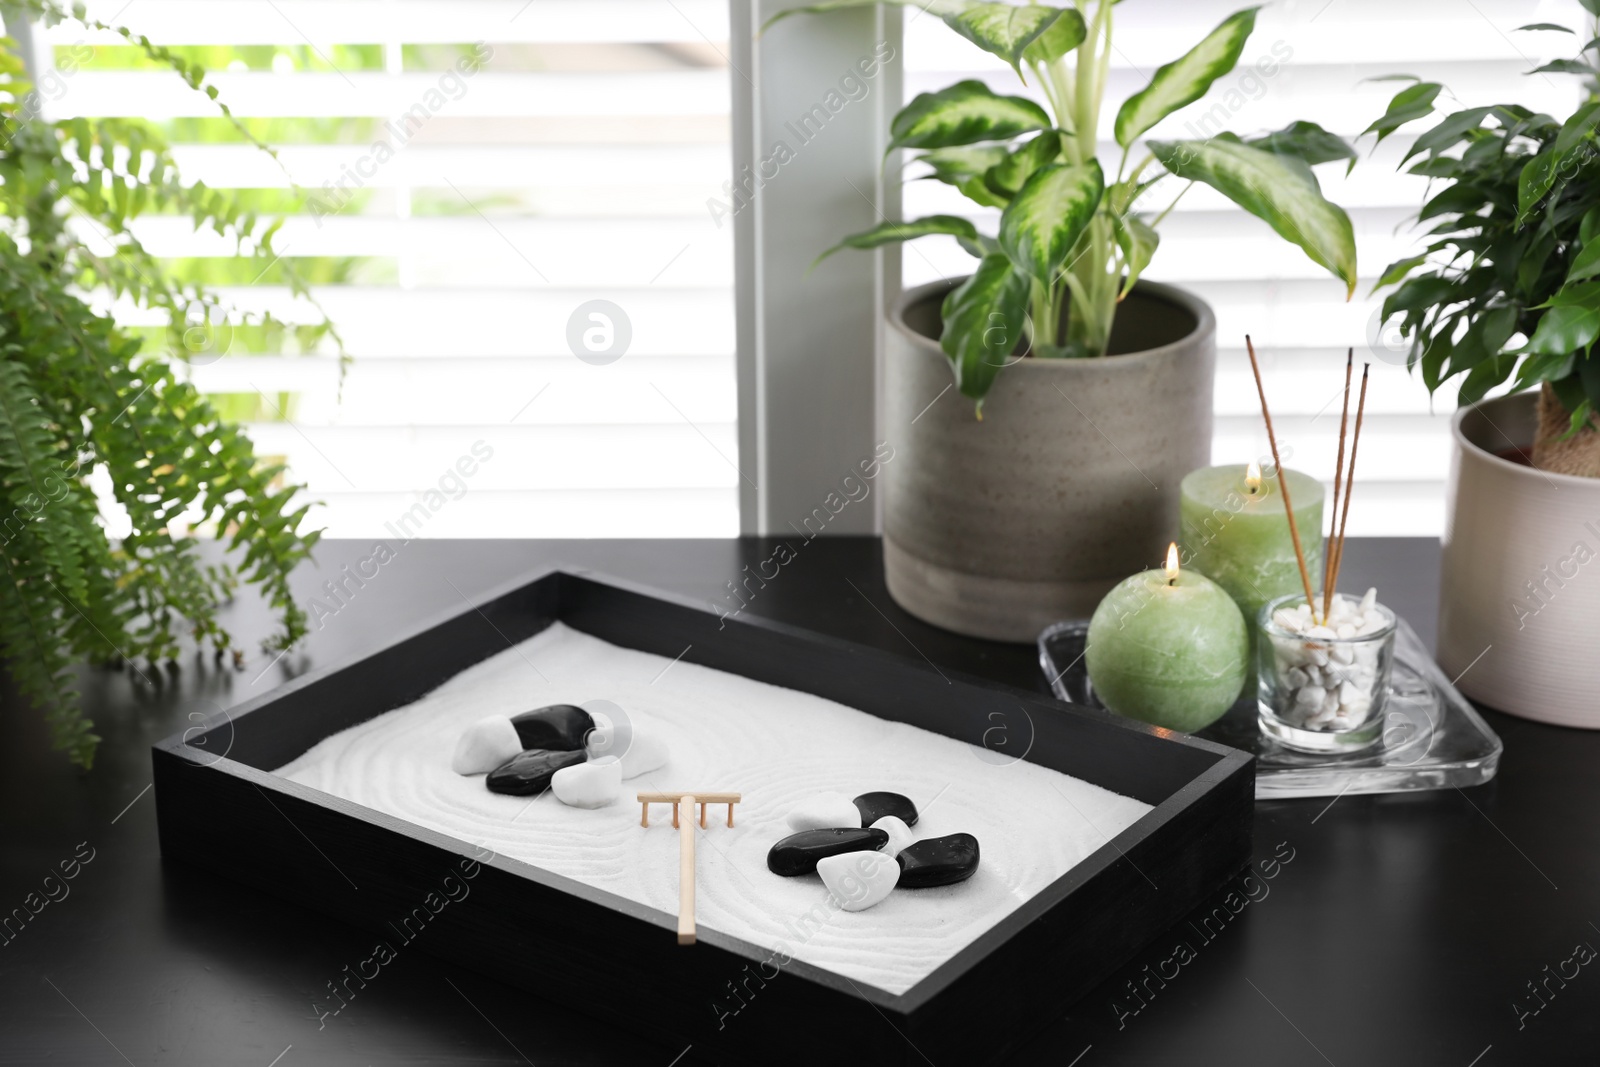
left=1179, top=463, right=1324, bottom=632
left=1085, top=551, right=1249, bottom=732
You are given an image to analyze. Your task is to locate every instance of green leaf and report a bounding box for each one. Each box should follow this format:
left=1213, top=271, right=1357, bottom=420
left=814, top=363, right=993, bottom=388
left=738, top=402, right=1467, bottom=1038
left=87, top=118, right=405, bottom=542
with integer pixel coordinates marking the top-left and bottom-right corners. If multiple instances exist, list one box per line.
left=1568, top=240, right=1600, bottom=285
left=1247, top=121, right=1356, bottom=166
left=1112, top=213, right=1159, bottom=298
left=1528, top=58, right=1594, bottom=75
left=1402, top=106, right=1494, bottom=164
left=1375, top=254, right=1428, bottom=289
left=942, top=4, right=1068, bottom=73
left=1524, top=304, right=1600, bottom=357
left=1114, top=6, right=1259, bottom=147
left=997, top=160, right=1104, bottom=283
left=939, top=254, right=1032, bottom=401
left=1148, top=138, right=1357, bottom=296
left=1515, top=22, right=1575, bottom=32
left=983, top=130, right=1061, bottom=198
left=1021, top=7, right=1087, bottom=64
left=1364, top=81, right=1442, bottom=145
left=1516, top=148, right=1562, bottom=223
left=1458, top=352, right=1520, bottom=404
left=889, top=80, right=1051, bottom=154
left=812, top=215, right=980, bottom=266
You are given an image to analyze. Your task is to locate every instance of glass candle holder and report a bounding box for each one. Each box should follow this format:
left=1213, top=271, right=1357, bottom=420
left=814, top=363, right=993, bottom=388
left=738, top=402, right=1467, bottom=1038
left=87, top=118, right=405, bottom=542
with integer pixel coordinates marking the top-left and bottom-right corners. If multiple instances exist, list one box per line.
left=1257, top=592, right=1398, bottom=753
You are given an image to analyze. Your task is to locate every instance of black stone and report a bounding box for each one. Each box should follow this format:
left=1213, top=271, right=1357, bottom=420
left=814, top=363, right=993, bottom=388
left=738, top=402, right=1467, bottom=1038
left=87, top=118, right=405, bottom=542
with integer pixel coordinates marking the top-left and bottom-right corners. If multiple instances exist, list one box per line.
left=853, top=791, right=918, bottom=828
left=486, top=748, right=586, bottom=796
left=511, top=704, right=594, bottom=751
left=767, top=828, right=889, bottom=877
left=895, top=833, right=980, bottom=888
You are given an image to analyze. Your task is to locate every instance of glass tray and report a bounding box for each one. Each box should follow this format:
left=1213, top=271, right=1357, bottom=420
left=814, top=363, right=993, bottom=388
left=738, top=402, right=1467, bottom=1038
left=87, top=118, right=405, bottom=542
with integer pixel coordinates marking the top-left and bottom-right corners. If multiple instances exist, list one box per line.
left=1037, top=617, right=1502, bottom=799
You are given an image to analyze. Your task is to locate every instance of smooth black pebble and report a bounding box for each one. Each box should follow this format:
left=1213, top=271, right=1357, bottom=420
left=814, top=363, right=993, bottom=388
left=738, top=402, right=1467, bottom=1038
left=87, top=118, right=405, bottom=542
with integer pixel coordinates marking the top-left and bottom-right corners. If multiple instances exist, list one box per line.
left=486, top=748, right=586, bottom=796
left=895, top=833, right=979, bottom=888
left=511, top=704, right=594, bottom=751
left=767, top=827, right=889, bottom=877
left=853, top=791, right=918, bottom=827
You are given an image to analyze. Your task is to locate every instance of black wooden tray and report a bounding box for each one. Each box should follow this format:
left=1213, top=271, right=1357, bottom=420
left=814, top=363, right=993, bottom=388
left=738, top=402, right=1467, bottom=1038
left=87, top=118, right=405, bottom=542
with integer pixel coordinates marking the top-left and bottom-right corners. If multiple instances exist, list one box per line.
left=152, top=567, right=1254, bottom=1066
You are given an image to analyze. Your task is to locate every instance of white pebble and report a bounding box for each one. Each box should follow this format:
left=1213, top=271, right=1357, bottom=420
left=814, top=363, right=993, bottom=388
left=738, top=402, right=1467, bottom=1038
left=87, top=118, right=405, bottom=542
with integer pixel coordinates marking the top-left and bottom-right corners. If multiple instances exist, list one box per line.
left=586, top=725, right=669, bottom=780
left=1360, top=588, right=1377, bottom=614
left=1308, top=647, right=1330, bottom=667
left=818, top=850, right=899, bottom=912
left=1306, top=625, right=1337, bottom=640
left=871, top=816, right=915, bottom=858
left=451, top=715, right=523, bottom=775
left=551, top=757, right=622, bottom=809
left=787, top=791, right=862, bottom=832
left=1294, top=686, right=1322, bottom=710
left=1273, top=609, right=1301, bottom=632
left=1330, top=644, right=1355, bottom=665
left=1287, top=667, right=1310, bottom=688
left=1336, top=624, right=1356, bottom=639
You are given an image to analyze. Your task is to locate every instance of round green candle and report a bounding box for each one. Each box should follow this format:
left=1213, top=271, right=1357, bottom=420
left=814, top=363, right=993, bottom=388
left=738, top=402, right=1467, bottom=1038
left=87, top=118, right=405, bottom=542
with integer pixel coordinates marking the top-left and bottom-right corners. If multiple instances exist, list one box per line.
left=1179, top=463, right=1324, bottom=632
left=1085, top=553, right=1249, bottom=732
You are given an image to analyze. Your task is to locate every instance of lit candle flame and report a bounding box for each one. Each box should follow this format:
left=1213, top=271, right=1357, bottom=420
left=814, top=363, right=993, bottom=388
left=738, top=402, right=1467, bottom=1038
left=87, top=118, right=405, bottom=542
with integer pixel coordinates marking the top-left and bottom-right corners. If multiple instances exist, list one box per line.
left=1165, top=542, right=1180, bottom=583
left=1246, top=461, right=1262, bottom=493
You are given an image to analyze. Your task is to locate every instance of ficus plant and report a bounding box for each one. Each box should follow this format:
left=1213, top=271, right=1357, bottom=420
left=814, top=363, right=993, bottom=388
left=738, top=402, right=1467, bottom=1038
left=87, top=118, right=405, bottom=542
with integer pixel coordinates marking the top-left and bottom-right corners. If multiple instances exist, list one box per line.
left=1, top=1, right=333, bottom=766
left=1370, top=15, right=1600, bottom=477
left=772, top=0, right=1358, bottom=408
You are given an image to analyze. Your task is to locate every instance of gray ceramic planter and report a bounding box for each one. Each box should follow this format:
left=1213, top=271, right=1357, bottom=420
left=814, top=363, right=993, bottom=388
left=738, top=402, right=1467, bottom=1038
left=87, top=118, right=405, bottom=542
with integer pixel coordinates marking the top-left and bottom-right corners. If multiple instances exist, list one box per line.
left=884, top=277, right=1216, bottom=642
left=1438, top=393, right=1600, bottom=726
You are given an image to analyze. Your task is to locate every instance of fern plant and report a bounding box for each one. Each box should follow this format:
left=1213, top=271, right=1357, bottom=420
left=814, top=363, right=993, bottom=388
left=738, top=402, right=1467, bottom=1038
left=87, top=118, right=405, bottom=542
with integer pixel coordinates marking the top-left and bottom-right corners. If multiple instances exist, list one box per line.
left=0, top=2, right=331, bottom=767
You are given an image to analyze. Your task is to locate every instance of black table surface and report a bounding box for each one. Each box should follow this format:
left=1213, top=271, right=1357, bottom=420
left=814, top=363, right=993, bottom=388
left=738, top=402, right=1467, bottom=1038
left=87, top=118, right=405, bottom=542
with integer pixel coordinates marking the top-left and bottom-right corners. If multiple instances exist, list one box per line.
left=2, top=536, right=1594, bottom=1066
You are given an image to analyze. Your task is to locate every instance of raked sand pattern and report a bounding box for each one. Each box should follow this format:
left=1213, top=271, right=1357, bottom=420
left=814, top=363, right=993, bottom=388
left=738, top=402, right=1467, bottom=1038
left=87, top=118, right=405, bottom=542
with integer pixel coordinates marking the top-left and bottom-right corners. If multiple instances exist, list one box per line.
left=278, top=623, right=1152, bottom=994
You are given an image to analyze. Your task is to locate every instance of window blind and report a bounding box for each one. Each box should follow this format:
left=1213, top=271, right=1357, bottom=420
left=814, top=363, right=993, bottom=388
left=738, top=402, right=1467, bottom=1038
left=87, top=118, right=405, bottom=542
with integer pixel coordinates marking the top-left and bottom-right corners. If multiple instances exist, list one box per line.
left=45, top=0, right=739, bottom=538
left=900, top=0, right=1586, bottom=536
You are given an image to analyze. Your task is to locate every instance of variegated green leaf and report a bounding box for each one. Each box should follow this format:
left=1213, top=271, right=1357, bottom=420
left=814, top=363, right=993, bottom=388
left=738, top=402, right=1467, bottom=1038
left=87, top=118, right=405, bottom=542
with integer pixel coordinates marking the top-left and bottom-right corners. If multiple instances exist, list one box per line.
left=889, top=80, right=1051, bottom=153
left=813, top=215, right=979, bottom=266
left=1248, top=121, right=1356, bottom=166
left=1114, top=6, right=1259, bottom=147
left=916, top=145, right=1011, bottom=184
left=983, top=130, right=1061, bottom=199
left=998, top=160, right=1104, bottom=283
left=1149, top=137, right=1357, bottom=296
left=939, top=253, right=1032, bottom=401
left=942, top=4, right=1068, bottom=73
left=1022, top=7, right=1087, bottom=64
left=1113, top=213, right=1159, bottom=298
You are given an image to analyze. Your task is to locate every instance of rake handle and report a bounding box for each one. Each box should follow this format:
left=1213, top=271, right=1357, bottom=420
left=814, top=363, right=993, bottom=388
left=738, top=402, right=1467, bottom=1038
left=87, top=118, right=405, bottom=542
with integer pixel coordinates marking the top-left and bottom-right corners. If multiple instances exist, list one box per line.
left=677, top=794, right=696, bottom=945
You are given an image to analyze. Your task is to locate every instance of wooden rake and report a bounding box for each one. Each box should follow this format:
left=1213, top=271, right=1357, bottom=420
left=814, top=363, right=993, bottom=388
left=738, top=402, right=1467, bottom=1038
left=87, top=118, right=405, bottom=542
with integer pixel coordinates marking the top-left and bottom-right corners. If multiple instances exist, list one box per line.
left=638, top=790, right=741, bottom=945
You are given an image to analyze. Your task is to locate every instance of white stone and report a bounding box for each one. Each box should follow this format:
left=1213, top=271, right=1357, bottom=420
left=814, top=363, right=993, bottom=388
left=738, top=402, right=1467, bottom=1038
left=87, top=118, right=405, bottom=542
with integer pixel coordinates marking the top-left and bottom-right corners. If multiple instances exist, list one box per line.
left=1337, top=681, right=1362, bottom=705
left=1308, top=646, right=1330, bottom=667
left=1360, top=588, right=1377, bottom=614
left=451, top=715, right=523, bottom=775
left=787, top=791, right=863, bottom=832
left=587, top=724, right=669, bottom=780
left=1273, top=609, right=1301, bottom=632
left=551, top=757, right=622, bottom=809
left=1330, top=643, right=1355, bottom=665
left=817, top=850, right=900, bottom=912
left=1294, top=686, right=1322, bottom=710
left=871, top=815, right=915, bottom=858
left=1336, top=624, right=1356, bottom=639
left=1286, top=667, right=1310, bottom=688
left=1306, top=625, right=1337, bottom=640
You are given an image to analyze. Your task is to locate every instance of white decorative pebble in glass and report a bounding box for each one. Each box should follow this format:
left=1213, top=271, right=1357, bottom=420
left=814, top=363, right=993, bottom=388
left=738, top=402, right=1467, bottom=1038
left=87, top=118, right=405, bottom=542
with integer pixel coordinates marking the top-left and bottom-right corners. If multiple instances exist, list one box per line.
left=1256, top=591, right=1397, bottom=753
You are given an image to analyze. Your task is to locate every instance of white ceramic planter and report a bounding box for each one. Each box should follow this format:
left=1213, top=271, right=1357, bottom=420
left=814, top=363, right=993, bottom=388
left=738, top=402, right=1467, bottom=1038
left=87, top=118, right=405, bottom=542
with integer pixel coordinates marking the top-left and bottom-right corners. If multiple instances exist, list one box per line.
left=883, top=278, right=1216, bottom=642
left=1438, top=393, right=1600, bottom=726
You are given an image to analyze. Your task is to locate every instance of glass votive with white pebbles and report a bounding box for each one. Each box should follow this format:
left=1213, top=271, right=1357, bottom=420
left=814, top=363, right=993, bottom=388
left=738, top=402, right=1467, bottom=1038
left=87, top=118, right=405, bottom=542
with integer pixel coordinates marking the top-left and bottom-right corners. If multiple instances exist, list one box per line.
left=1256, top=589, right=1397, bottom=753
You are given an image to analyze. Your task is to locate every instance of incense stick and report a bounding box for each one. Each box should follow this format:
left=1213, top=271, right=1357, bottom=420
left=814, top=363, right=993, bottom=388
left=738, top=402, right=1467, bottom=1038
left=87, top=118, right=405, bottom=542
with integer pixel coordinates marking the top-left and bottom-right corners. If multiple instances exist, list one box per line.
left=1244, top=336, right=1319, bottom=617
left=1322, top=349, right=1354, bottom=621
left=1325, top=364, right=1370, bottom=607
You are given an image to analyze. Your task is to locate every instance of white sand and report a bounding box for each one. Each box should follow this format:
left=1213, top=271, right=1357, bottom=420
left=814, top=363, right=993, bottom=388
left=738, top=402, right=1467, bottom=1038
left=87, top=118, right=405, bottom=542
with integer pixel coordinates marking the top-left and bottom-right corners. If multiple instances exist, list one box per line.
left=277, top=623, right=1151, bottom=994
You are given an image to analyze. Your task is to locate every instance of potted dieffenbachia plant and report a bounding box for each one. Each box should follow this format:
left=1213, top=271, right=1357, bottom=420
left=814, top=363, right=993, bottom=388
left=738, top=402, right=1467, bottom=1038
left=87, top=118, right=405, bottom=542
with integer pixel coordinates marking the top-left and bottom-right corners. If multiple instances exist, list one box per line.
left=767, top=2, right=1358, bottom=640
left=1367, top=19, right=1600, bottom=726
